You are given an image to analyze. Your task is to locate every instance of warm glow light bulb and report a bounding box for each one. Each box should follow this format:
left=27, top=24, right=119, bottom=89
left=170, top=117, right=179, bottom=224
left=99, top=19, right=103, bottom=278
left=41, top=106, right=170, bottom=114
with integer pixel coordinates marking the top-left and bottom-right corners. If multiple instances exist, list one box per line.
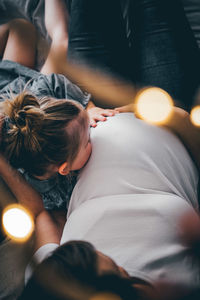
left=135, top=87, right=173, bottom=124
left=2, top=204, right=34, bottom=242
left=90, top=293, right=122, bottom=300
left=190, top=106, right=200, bottom=127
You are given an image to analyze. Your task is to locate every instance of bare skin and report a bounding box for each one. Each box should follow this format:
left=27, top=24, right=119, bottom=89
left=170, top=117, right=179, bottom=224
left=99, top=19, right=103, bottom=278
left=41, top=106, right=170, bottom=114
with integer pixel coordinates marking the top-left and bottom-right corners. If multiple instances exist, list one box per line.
left=0, top=18, right=37, bottom=68
left=40, top=0, right=69, bottom=75
left=0, top=3, right=198, bottom=299
left=0, top=3, right=118, bottom=127
left=0, top=154, right=44, bottom=219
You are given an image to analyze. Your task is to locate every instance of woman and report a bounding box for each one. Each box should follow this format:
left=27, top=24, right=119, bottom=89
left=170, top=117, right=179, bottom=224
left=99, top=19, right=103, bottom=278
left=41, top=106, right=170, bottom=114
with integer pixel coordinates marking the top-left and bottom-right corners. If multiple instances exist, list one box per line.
left=0, top=0, right=117, bottom=211
left=1, top=103, right=200, bottom=299
left=1, top=0, right=200, bottom=299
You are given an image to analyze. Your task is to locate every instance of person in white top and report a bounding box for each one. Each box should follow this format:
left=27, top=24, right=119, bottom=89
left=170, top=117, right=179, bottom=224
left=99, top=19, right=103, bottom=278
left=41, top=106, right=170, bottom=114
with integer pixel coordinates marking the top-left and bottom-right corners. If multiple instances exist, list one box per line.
left=1, top=103, right=200, bottom=299
left=0, top=0, right=200, bottom=299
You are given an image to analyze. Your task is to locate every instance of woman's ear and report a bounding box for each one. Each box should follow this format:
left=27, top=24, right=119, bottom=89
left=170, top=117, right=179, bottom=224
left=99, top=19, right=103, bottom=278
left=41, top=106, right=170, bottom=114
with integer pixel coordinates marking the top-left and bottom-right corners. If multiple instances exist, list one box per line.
left=58, top=162, right=69, bottom=175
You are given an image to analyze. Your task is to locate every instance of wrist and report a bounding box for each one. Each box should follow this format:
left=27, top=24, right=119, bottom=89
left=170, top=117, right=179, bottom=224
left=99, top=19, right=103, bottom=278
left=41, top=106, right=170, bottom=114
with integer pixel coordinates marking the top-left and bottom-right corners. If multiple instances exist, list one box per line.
left=0, top=153, right=8, bottom=175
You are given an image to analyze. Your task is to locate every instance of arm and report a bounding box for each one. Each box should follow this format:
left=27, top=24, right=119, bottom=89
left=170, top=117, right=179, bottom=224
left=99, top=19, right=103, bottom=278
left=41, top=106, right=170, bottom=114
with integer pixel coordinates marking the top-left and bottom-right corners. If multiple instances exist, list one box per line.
left=0, top=154, right=63, bottom=249
left=34, top=210, right=64, bottom=250
left=163, top=107, right=200, bottom=170
left=0, top=154, right=44, bottom=218
left=41, top=0, right=69, bottom=75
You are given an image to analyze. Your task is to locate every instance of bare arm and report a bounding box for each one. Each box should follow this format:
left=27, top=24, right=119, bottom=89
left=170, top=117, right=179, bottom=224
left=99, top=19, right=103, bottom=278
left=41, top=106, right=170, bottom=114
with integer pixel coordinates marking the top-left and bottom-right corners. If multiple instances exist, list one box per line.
left=34, top=210, right=64, bottom=250
left=0, top=154, right=64, bottom=248
left=41, top=0, right=69, bottom=75
left=163, top=107, right=200, bottom=170
left=0, top=154, right=44, bottom=218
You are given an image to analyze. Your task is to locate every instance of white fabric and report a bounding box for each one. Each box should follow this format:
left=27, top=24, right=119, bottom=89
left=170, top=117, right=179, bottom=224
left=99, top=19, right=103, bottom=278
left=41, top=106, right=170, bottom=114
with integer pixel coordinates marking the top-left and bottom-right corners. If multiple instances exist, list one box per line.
left=68, top=113, right=198, bottom=213
left=62, top=194, right=199, bottom=287
left=62, top=113, right=199, bottom=287
left=25, top=243, right=58, bottom=284
left=29, top=113, right=200, bottom=287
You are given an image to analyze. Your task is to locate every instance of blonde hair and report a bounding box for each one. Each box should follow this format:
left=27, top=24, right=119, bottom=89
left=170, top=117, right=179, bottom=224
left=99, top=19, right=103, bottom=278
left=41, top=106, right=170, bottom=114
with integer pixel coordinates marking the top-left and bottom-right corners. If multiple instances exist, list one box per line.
left=1, top=91, right=89, bottom=177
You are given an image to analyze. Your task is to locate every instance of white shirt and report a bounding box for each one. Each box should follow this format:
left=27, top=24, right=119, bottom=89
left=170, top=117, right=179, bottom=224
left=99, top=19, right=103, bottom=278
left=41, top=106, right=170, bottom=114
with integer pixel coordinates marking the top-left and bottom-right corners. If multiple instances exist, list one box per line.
left=29, top=113, right=200, bottom=288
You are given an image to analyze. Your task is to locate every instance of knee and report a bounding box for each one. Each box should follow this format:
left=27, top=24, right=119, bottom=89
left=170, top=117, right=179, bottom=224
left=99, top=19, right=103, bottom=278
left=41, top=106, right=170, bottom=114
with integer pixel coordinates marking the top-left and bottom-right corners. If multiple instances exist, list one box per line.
left=51, top=30, right=69, bottom=54
left=8, top=18, right=36, bottom=35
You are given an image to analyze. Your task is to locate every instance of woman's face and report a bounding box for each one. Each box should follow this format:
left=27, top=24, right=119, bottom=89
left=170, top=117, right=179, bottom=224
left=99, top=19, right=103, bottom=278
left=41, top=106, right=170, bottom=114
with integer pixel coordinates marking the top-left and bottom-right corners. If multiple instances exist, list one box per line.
left=70, top=126, right=92, bottom=171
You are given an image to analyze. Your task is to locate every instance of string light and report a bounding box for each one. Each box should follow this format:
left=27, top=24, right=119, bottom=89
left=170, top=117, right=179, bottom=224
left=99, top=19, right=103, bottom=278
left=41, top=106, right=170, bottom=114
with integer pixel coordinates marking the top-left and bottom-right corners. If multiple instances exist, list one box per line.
left=190, top=105, right=200, bottom=127
left=2, top=204, right=34, bottom=242
left=90, top=293, right=122, bottom=300
left=135, top=87, right=173, bottom=124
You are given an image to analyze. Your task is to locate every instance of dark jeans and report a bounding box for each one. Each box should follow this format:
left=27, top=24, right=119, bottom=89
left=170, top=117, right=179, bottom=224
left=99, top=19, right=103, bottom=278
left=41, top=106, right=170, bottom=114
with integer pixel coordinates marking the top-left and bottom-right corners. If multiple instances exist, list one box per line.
left=68, top=0, right=132, bottom=80
left=68, top=0, right=200, bottom=110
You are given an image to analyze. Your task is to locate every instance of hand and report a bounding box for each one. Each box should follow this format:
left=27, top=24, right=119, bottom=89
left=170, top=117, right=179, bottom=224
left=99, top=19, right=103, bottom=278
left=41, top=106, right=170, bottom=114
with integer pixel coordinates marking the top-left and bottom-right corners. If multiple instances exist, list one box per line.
left=87, top=106, right=118, bottom=127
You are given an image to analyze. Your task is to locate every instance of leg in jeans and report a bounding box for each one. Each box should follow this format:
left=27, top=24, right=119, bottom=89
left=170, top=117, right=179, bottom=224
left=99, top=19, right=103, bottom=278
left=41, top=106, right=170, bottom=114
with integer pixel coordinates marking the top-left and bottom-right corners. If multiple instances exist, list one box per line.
left=68, top=0, right=133, bottom=81
left=128, top=0, right=200, bottom=110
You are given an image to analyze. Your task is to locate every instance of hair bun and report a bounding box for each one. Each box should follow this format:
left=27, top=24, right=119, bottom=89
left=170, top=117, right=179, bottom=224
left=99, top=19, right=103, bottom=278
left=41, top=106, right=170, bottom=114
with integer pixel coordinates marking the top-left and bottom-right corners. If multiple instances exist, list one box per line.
left=3, top=91, right=45, bottom=134
left=15, top=109, right=26, bottom=127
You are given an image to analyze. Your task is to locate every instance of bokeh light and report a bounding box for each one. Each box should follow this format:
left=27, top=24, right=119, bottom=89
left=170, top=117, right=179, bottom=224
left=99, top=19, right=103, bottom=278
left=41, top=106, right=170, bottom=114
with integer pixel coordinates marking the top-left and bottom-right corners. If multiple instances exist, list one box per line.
left=190, top=106, right=200, bottom=127
left=135, top=87, right=173, bottom=124
left=90, top=293, right=122, bottom=300
left=2, top=204, right=34, bottom=242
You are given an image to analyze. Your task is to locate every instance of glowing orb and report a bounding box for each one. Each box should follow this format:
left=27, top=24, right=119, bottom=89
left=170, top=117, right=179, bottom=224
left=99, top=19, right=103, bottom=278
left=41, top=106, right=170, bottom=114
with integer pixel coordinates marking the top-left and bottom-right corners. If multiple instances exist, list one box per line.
left=90, top=293, right=121, bottom=300
left=135, top=87, right=173, bottom=124
left=190, top=106, right=200, bottom=127
left=2, top=204, right=34, bottom=242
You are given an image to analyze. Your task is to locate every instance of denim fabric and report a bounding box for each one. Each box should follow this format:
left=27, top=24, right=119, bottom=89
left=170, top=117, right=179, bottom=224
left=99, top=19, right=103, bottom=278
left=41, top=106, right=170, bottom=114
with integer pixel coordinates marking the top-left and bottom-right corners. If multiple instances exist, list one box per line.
left=129, top=0, right=200, bottom=110
left=68, top=0, right=132, bottom=80
left=68, top=0, right=200, bottom=110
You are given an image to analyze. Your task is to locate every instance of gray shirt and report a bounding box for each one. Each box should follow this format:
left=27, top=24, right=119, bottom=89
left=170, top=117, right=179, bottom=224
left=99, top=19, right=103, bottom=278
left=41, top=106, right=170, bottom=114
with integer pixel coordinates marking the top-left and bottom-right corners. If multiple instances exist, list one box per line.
left=0, top=59, right=90, bottom=210
left=21, top=171, right=78, bottom=210
left=0, top=60, right=90, bottom=107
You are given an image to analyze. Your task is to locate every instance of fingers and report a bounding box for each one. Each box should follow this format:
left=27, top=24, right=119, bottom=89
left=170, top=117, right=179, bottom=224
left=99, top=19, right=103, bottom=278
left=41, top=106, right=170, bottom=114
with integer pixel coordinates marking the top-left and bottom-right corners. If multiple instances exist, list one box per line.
left=90, top=119, right=97, bottom=128
left=91, top=109, right=117, bottom=122
left=88, top=107, right=119, bottom=127
left=96, top=114, right=107, bottom=121
left=89, top=114, right=106, bottom=127
left=101, top=109, right=119, bottom=117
